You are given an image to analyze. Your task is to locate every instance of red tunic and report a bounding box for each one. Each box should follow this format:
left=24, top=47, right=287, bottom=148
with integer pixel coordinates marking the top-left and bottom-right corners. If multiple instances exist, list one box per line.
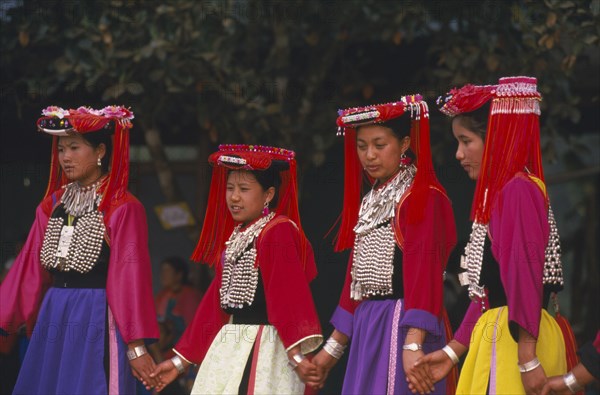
left=334, top=186, right=457, bottom=334
left=174, top=215, right=322, bottom=364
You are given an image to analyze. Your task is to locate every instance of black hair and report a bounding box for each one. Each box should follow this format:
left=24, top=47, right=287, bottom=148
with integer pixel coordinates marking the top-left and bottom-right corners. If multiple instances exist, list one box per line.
left=161, top=256, right=189, bottom=284
left=380, top=115, right=412, bottom=139
left=453, top=103, right=489, bottom=141
left=250, top=164, right=283, bottom=209
left=80, top=127, right=113, bottom=173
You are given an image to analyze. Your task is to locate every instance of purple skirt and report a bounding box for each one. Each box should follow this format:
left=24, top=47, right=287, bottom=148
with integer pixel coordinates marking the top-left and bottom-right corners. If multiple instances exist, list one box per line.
left=342, top=299, right=447, bottom=395
left=13, top=287, right=135, bottom=395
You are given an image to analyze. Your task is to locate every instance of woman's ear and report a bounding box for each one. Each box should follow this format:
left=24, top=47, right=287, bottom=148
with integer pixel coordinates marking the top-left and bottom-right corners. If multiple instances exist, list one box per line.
left=96, top=143, right=107, bottom=161
left=265, top=186, right=276, bottom=204
left=401, top=136, right=411, bottom=152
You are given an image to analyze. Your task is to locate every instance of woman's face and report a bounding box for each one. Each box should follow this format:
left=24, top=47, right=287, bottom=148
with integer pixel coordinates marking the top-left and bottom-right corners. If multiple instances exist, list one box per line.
left=356, top=124, right=410, bottom=184
left=57, top=134, right=105, bottom=185
left=452, top=117, right=485, bottom=181
left=226, top=170, right=275, bottom=224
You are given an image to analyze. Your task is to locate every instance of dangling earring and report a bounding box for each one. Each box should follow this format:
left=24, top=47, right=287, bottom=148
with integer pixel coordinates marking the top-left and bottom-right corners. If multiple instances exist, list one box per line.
left=262, top=201, right=270, bottom=216
left=97, top=157, right=102, bottom=167
left=399, top=152, right=410, bottom=169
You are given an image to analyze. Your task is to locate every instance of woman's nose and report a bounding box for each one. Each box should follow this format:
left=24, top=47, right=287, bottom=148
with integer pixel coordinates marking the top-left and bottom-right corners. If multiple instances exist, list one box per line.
left=455, top=146, right=465, bottom=161
left=366, top=146, right=376, bottom=160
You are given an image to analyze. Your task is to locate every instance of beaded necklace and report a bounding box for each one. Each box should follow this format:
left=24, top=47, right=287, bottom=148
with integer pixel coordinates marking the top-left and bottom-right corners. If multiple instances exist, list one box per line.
left=41, top=178, right=106, bottom=273
left=350, top=164, right=416, bottom=300
left=459, top=191, right=564, bottom=308
left=220, top=212, right=275, bottom=309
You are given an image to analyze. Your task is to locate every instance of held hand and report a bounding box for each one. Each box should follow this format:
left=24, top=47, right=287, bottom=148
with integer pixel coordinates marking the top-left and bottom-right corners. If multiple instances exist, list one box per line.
left=310, top=349, right=339, bottom=390
left=294, top=359, right=322, bottom=387
left=147, top=359, right=179, bottom=393
left=129, top=353, right=161, bottom=389
left=520, top=365, right=547, bottom=395
left=404, top=350, right=434, bottom=394
left=541, top=375, right=572, bottom=395
left=407, top=350, right=454, bottom=394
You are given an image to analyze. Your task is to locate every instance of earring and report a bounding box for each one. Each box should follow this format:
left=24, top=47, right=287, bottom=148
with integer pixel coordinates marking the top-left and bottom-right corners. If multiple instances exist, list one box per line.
left=262, top=201, right=270, bottom=216
left=97, top=157, right=102, bottom=167
left=399, top=152, right=410, bottom=169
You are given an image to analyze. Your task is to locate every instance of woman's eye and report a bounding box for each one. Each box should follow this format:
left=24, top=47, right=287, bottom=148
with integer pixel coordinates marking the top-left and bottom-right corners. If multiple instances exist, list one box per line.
left=357, top=145, right=366, bottom=150
left=376, top=144, right=386, bottom=149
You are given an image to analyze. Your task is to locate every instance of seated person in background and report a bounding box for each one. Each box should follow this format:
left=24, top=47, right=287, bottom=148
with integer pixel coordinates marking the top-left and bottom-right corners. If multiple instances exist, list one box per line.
left=151, top=256, right=203, bottom=393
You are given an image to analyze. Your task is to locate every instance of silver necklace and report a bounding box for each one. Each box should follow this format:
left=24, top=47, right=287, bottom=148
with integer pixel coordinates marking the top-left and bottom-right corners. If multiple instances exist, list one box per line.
left=220, top=212, right=275, bottom=309
left=41, top=177, right=106, bottom=274
left=60, top=177, right=104, bottom=217
left=350, top=165, right=416, bottom=300
left=459, top=195, right=564, bottom=307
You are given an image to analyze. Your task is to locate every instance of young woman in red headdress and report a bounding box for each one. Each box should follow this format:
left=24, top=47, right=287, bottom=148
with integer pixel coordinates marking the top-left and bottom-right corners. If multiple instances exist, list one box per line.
left=148, top=145, right=323, bottom=394
left=409, top=77, right=577, bottom=394
left=311, top=96, right=457, bottom=394
left=0, top=106, right=160, bottom=394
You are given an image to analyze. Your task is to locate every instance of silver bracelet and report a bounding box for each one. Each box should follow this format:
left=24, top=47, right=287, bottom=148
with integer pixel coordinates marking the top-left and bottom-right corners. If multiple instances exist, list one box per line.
left=171, top=355, right=185, bottom=375
left=563, top=371, right=582, bottom=393
left=518, top=357, right=541, bottom=373
left=126, top=345, right=147, bottom=361
left=287, top=352, right=305, bottom=370
left=323, top=337, right=347, bottom=359
left=442, top=345, right=459, bottom=365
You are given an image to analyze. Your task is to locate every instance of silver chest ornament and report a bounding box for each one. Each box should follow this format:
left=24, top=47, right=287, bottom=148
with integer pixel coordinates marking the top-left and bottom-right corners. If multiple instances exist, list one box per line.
left=458, top=196, right=564, bottom=306
left=350, top=165, right=416, bottom=300
left=40, top=180, right=106, bottom=273
left=220, top=212, right=275, bottom=309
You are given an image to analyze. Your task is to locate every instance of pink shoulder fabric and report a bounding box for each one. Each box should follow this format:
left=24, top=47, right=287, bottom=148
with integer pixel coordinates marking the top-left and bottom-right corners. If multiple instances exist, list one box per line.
left=105, top=194, right=159, bottom=343
left=0, top=200, right=53, bottom=336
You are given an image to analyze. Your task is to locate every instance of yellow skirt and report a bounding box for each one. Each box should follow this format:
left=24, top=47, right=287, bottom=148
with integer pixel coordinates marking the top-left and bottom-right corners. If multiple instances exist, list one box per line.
left=457, top=307, right=567, bottom=394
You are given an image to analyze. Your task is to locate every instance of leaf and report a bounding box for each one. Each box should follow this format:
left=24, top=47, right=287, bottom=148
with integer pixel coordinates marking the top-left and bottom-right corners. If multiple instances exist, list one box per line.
left=583, top=35, right=598, bottom=45
left=127, top=83, right=144, bottom=95
left=265, top=103, right=280, bottom=114
left=558, top=1, right=575, bottom=9
left=546, top=12, right=557, bottom=27
left=149, top=69, right=165, bottom=81
left=562, top=54, right=577, bottom=70
left=102, top=84, right=126, bottom=100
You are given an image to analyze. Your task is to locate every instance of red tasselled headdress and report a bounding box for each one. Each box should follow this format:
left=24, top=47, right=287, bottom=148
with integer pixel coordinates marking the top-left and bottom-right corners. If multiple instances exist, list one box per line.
left=37, top=105, right=134, bottom=212
left=333, top=95, right=445, bottom=251
left=438, top=76, right=544, bottom=224
left=191, top=145, right=314, bottom=278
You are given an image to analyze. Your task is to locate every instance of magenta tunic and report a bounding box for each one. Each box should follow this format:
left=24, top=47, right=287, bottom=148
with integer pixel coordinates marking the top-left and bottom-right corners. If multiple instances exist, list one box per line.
left=0, top=191, right=159, bottom=394
left=454, top=173, right=550, bottom=346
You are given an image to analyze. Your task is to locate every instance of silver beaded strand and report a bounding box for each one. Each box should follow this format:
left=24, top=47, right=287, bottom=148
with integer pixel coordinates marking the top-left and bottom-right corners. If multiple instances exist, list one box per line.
left=220, top=212, right=275, bottom=309
left=350, top=164, right=416, bottom=300
left=40, top=180, right=106, bottom=273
